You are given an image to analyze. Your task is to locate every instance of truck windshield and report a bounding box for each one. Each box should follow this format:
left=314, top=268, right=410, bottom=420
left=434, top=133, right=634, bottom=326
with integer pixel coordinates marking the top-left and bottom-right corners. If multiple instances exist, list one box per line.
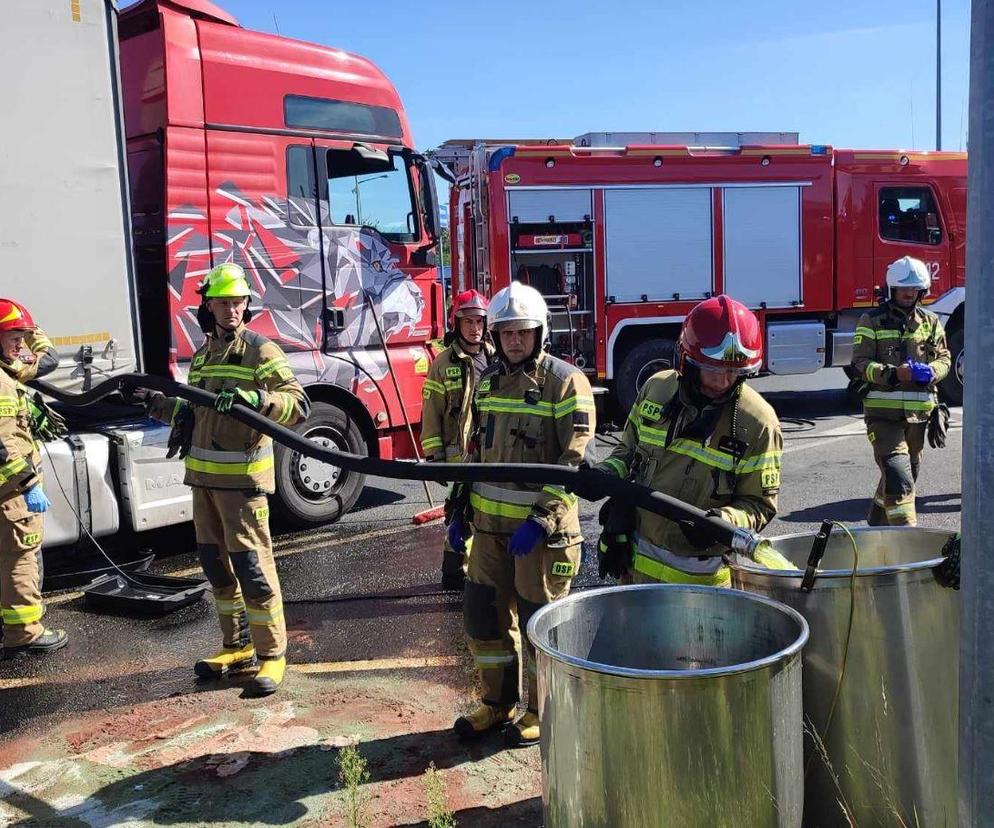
left=326, top=148, right=417, bottom=242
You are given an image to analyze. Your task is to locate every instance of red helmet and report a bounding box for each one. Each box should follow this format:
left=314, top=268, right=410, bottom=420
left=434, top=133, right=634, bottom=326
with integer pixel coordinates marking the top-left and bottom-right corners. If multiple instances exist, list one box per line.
left=0, top=299, right=36, bottom=334
left=448, top=289, right=489, bottom=329
left=679, top=295, right=762, bottom=375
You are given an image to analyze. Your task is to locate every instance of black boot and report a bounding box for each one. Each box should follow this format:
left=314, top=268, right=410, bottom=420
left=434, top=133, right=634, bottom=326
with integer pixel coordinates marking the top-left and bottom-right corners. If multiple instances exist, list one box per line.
left=3, top=628, right=68, bottom=658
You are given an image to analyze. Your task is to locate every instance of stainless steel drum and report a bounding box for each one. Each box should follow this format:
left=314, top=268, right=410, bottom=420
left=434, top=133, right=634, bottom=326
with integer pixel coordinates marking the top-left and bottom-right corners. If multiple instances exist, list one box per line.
left=527, top=583, right=809, bottom=827
left=730, top=527, right=958, bottom=827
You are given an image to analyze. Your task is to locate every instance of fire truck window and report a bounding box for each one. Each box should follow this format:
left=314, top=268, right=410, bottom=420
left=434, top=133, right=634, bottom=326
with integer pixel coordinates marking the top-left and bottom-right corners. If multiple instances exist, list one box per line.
left=326, top=148, right=417, bottom=242
left=879, top=186, right=942, bottom=245
left=286, top=146, right=316, bottom=227
left=284, top=95, right=403, bottom=140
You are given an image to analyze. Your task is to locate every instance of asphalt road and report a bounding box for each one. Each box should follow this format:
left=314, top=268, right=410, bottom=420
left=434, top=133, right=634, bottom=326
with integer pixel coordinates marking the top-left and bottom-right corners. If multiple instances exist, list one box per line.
left=0, top=368, right=963, bottom=739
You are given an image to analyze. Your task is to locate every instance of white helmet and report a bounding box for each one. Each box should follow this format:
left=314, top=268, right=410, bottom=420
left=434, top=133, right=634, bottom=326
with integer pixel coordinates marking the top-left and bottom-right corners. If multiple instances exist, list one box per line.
left=885, top=256, right=931, bottom=292
left=489, top=281, right=548, bottom=336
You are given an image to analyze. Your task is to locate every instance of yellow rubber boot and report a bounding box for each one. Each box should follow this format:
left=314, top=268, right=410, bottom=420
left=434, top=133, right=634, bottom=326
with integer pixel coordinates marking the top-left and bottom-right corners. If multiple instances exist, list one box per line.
left=251, top=657, right=286, bottom=695
left=194, top=643, right=256, bottom=678
left=505, top=710, right=540, bottom=748
left=453, top=703, right=515, bottom=740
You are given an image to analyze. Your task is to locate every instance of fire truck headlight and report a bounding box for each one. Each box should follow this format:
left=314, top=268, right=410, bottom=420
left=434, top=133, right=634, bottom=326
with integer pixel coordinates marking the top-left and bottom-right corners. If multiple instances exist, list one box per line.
left=761, top=155, right=771, bottom=167
left=545, top=157, right=555, bottom=168
left=653, top=156, right=663, bottom=167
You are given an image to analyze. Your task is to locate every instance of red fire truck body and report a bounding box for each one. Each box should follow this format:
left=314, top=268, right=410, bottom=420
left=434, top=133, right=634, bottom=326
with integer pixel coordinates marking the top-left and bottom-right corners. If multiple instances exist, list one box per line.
left=440, top=133, right=967, bottom=413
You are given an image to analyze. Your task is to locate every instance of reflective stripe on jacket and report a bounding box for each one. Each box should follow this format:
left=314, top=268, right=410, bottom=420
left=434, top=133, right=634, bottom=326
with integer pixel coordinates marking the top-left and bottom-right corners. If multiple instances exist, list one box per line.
left=595, top=370, right=781, bottom=560
left=420, top=340, right=494, bottom=462
left=468, top=351, right=595, bottom=542
left=851, top=302, right=951, bottom=423
left=149, top=326, right=310, bottom=492
left=0, top=363, right=39, bottom=501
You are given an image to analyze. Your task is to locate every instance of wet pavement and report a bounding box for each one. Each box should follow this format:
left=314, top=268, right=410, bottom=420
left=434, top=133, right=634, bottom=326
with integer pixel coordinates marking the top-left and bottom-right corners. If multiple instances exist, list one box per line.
left=0, top=370, right=963, bottom=826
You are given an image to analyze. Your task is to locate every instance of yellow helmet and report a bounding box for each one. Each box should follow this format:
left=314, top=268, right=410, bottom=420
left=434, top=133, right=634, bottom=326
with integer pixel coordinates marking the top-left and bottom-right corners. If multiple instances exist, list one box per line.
left=202, top=263, right=251, bottom=299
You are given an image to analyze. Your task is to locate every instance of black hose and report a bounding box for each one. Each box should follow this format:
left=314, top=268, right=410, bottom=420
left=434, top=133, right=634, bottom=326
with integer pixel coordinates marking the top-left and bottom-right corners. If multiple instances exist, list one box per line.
left=31, top=374, right=756, bottom=551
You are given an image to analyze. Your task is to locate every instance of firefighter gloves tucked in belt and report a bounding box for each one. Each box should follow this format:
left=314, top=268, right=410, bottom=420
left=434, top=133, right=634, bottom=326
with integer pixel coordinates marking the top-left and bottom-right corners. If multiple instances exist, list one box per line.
left=928, top=403, right=951, bottom=449
left=508, top=519, right=546, bottom=557
left=214, top=388, right=261, bottom=413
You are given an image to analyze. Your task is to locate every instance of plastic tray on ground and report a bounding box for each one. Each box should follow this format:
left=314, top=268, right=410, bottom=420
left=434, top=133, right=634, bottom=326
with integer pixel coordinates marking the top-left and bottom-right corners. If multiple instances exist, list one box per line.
left=82, top=571, right=209, bottom=615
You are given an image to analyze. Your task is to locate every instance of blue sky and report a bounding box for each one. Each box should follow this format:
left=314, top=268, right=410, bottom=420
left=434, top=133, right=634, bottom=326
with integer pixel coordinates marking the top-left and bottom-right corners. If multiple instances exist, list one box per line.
left=145, top=0, right=971, bottom=152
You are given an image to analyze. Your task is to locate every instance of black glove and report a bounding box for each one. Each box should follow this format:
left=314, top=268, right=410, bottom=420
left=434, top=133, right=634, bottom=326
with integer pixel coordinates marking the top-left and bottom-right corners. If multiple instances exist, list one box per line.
left=679, top=509, right=721, bottom=551
left=166, top=404, right=195, bottom=460
left=564, top=466, right=614, bottom=502
left=933, top=532, right=960, bottom=590
left=927, top=403, right=951, bottom=449
left=596, top=498, right=636, bottom=580
left=27, top=393, right=68, bottom=442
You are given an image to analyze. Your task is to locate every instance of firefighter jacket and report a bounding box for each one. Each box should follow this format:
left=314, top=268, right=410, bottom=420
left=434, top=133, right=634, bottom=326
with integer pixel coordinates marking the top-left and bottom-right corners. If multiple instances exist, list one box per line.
left=0, top=362, right=41, bottom=502
left=5, top=328, right=58, bottom=384
left=595, top=370, right=782, bottom=572
left=149, top=326, right=310, bottom=492
left=851, top=302, right=951, bottom=423
left=468, top=351, right=595, bottom=544
left=420, top=340, right=495, bottom=462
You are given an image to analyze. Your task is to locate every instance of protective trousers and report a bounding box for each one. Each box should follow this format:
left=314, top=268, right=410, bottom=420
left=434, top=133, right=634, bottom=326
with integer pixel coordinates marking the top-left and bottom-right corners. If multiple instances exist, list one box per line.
left=0, top=494, right=44, bottom=647
left=192, top=488, right=286, bottom=659
left=866, top=418, right=926, bottom=526
left=463, top=531, right=580, bottom=711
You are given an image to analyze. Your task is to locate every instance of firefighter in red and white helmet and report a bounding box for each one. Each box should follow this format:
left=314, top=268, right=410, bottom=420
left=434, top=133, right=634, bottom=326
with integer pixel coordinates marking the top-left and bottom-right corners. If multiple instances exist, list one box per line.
left=594, top=295, right=784, bottom=585
left=0, top=299, right=67, bottom=657
left=420, top=289, right=495, bottom=589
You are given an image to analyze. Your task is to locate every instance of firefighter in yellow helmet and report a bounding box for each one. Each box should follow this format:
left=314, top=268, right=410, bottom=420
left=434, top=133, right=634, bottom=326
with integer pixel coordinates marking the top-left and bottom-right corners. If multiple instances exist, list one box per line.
left=448, top=282, right=595, bottom=747
left=594, top=295, right=784, bottom=586
left=420, top=289, right=494, bottom=590
left=0, top=299, right=67, bottom=657
left=143, top=263, right=310, bottom=694
left=851, top=256, right=951, bottom=525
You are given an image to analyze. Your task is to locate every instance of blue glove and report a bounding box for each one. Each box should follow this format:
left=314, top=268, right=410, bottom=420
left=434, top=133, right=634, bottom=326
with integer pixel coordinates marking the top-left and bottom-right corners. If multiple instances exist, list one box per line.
left=447, top=517, right=467, bottom=554
left=907, top=360, right=933, bottom=385
left=508, top=519, right=546, bottom=557
left=24, top=484, right=50, bottom=514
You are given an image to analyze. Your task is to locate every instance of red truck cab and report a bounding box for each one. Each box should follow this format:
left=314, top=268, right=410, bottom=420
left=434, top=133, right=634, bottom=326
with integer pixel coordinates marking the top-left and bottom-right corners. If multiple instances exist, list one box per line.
left=119, top=0, right=444, bottom=524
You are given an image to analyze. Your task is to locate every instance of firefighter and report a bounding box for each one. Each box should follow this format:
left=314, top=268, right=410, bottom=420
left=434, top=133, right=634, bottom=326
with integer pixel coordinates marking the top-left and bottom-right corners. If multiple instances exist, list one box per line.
left=143, top=263, right=310, bottom=695
left=0, top=299, right=67, bottom=657
left=449, top=282, right=595, bottom=748
left=594, top=295, right=783, bottom=586
left=851, top=256, right=950, bottom=526
left=420, top=289, right=494, bottom=590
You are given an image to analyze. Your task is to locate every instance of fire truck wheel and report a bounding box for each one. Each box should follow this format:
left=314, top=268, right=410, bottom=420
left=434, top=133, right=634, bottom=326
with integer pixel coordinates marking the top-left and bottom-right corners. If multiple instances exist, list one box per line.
left=272, top=401, right=368, bottom=528
left=615, top=338, right=677, bottom=416
left=939, top=325, right=964, bottom=406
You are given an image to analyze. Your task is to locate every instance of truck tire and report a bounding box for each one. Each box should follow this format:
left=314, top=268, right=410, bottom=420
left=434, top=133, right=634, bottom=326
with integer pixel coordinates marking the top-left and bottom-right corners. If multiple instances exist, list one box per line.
left=615, top=338, right=677, bottom=417
left=939, top=325, right=964, bottom=406
left=272, top=401, right=368, bottom=528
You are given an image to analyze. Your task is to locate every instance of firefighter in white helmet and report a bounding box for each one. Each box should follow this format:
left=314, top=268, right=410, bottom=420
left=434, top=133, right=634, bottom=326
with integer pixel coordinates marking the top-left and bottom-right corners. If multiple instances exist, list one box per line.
left=448, top=282, right=595, bottom=747
left=420, top=290, right=495, bottom=590
left=851, top=256, right=951, bottom=525
left=143, top=263, right=310, bottom=694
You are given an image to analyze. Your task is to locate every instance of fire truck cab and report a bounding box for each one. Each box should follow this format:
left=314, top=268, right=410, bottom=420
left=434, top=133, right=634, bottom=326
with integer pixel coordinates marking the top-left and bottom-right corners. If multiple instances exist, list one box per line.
left=438, top=132, right=967, bottom=416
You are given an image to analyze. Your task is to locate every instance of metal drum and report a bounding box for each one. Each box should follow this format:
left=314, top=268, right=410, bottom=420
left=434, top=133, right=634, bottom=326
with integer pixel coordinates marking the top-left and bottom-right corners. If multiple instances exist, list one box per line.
left=527, top=584, right=808, bottom=827
left=730, top=527, right=958, bottom=827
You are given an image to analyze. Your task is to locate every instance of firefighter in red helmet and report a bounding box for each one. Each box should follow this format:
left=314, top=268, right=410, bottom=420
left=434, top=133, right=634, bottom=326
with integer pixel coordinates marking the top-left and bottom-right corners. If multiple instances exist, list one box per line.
left=0, top=299, right=67, bottom=657
left=420, top=289, right=494, bottom=589
left=594, top=295, right=784, bottom=585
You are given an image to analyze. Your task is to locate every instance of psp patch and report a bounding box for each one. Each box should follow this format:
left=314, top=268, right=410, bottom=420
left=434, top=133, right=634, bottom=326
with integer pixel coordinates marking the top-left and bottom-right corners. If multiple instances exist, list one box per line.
left=761, top=469, right=781, bottom=489
left=551, top=561, right=577, bottom=577
left=639, top=400, right=663, bottom=421
left=445, top=366, right=462, bottom=378
left=254, top=506, right=270, bottom=521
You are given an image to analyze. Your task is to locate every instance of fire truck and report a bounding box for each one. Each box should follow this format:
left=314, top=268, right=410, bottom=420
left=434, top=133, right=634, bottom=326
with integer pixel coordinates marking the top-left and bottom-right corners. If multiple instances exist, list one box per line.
left=2, top=0, right=443, bottom=550
left=437, top=132, right=967, bottom=416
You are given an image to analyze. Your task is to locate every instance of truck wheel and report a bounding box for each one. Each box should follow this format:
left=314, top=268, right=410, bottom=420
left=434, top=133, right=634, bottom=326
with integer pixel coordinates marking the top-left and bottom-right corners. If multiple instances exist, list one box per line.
left=272, top=401, right=368, bottom=528
left=939, top=325, right=964, bottom=406
left=615, top=338, right=677, bottom=417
